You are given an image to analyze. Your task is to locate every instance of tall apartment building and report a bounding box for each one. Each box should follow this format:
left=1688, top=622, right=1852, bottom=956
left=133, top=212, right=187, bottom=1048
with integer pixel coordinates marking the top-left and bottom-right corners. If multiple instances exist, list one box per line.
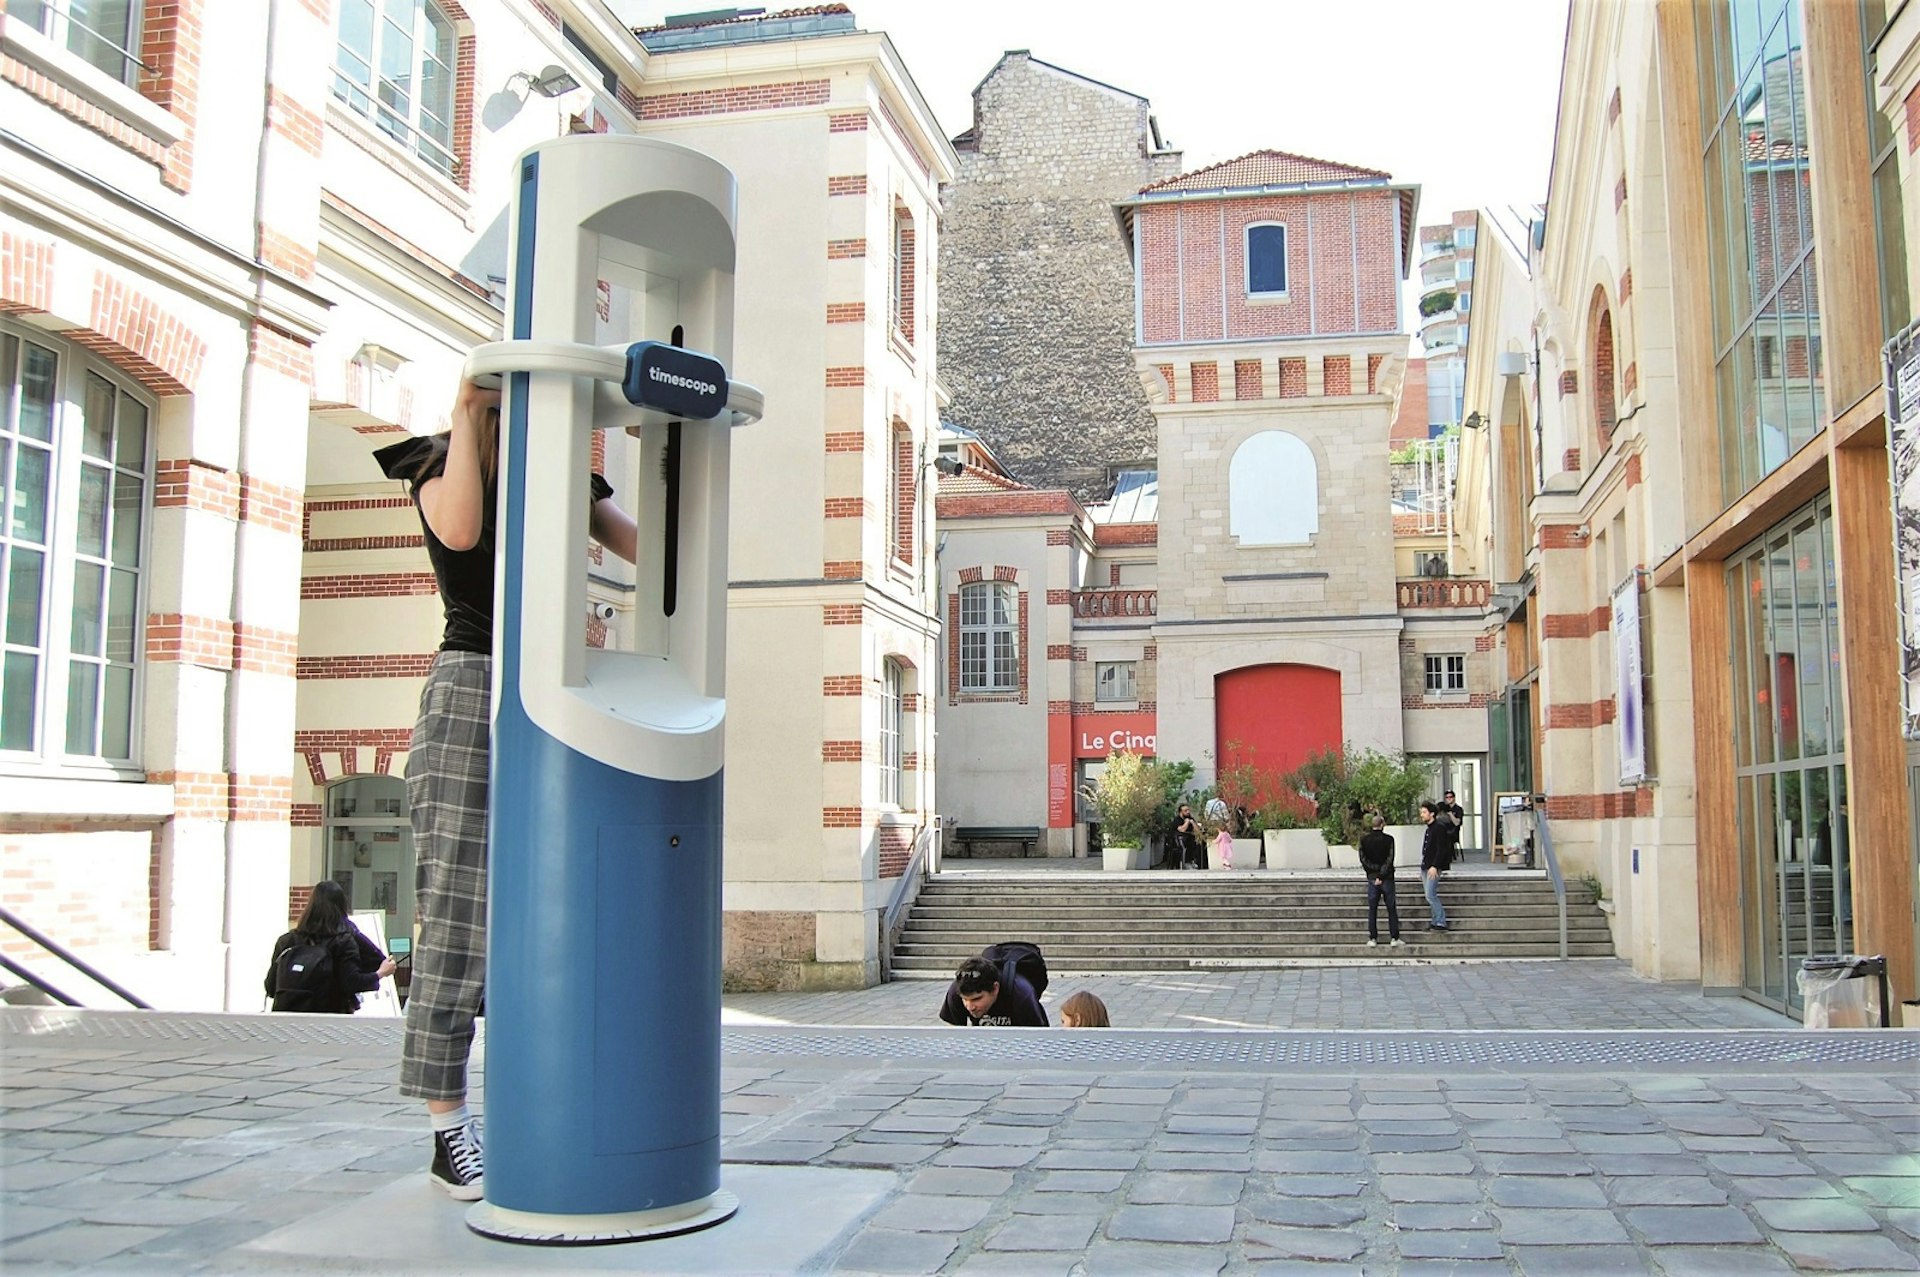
left=1, top=1, right=951, bottom=1004
left=1459, top=0, right=1915, bottom=1014
left=1417, top=210, right=1477, bottom=430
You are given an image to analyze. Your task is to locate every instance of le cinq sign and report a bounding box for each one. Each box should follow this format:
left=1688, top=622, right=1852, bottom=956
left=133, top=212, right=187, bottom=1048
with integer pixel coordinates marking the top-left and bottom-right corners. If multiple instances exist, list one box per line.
left=1074, top=715, right=1157, bottom=759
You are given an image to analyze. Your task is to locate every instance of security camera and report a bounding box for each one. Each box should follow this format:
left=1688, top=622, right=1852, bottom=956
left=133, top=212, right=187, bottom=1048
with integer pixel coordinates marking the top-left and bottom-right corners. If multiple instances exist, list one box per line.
left=591, top=601, right=616, bottom=622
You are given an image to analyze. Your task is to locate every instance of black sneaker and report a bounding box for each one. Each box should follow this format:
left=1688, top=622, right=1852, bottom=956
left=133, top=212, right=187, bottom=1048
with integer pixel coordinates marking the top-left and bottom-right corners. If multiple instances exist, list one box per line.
left=430, top=1119, right=484, bottom=1200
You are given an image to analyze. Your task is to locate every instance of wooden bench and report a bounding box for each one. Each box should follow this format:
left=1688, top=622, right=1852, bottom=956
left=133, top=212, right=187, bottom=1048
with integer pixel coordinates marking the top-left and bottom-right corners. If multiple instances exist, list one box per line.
left=950, top=825, right=1042, bottom=859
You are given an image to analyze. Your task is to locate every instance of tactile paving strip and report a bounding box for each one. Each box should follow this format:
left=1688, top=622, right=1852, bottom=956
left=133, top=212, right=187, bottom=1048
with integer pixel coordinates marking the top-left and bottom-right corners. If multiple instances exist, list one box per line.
left=5, top=1008, right=1914, bottom=1069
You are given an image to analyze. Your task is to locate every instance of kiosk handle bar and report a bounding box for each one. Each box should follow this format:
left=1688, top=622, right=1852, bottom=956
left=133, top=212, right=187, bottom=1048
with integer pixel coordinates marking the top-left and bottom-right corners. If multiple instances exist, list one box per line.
left=463, top=340, right=765, bottom=429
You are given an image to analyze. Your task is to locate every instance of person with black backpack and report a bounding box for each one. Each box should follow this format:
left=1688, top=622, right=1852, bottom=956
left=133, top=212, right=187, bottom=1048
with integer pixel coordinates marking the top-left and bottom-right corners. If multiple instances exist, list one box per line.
left=265, top=879, right=395, bottom=1014
left=938, top=941, right=1049, bottom=1026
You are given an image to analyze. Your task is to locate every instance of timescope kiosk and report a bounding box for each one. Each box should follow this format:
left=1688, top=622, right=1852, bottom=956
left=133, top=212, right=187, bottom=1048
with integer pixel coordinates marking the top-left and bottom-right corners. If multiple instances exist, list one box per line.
left=461, top=135, right=763, bottom=1245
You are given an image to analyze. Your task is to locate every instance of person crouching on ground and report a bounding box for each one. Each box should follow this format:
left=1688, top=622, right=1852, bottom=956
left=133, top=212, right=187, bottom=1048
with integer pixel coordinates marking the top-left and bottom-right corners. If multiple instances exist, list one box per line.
left=265, top=879, right=396, bottom=1013
left=938, top=955, right=1048, bottom=1026
left=1059, top=990, right=1110, bottom=1027
left=1357, top=816, right=1404, bottom=948
left=1419, top=800, right=1454, bottom=931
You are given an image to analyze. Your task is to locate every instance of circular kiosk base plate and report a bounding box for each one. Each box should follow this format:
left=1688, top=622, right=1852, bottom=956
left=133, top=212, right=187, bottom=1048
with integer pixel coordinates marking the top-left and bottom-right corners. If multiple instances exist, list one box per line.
left=466, top=1189, right=739, bottom=1246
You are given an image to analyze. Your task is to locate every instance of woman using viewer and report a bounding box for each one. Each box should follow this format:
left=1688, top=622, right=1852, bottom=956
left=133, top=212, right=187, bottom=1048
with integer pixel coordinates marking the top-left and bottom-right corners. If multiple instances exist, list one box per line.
left=374, top=377, right=637, bottom=1200
left=265, top=879, right=395, bottom=1013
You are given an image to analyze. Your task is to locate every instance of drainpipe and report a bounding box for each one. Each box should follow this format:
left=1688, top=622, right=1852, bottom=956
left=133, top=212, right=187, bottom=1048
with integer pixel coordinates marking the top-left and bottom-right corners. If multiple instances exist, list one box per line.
left=220, top=0, right=283, bottom=1009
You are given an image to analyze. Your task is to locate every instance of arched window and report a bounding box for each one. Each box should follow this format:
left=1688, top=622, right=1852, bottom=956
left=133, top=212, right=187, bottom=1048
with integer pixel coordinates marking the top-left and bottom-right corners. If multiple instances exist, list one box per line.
left=1590, top=292, right=1618, bottom=450
left=879, top=659, right=905, bottom=806
left=1245, top=223, right=1288, bottom=297
left=1228, top=431, right=1317, bottom=545
left=958, top=581, right=1018, bottom=691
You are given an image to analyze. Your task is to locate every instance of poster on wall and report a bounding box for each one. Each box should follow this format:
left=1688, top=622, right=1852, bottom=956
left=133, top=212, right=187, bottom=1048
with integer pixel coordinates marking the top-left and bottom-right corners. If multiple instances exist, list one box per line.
left=1886, top=322, right=1920, bottom=740
left=1614, top=575, right=1646, bottom=783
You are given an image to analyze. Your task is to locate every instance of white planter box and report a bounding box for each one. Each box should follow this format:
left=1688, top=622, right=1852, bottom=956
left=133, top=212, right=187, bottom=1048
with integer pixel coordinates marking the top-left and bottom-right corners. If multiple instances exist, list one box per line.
left=1263, top=828, right=1329, bottom=870
left=1102, top=844, right=1140, bottom=871
left=1233, top=837, right=1262, bottom=868
left=1386, top=824, right=1425, bottom=855
left=1327, top=844, right=1362, bottom=871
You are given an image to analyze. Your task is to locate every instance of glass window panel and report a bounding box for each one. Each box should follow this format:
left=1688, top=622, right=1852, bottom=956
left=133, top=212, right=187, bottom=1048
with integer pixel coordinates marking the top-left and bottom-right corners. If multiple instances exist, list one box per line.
left=81, top=375, right=113, bottom=462
left=1716, top=127, right=1755, bottom=344
left=1790, top=517, right=1824, bottom=757
left=1737, top=772, right=1761, bottom=987
left=1831, top=761, right=1852, bottom=953
left=1, top=333, right=16, bottom=430
left=1737, top=66, right=1777, bottom=310
left=67, top=0, right=136, bottom=83
left=2, top=650, right=37, bottom=750
left=1728, top=560, right=1753, bottom=768
left=1821, top=500, right=1843, bottom=743
left=106, top=567, right=136, bottom=663
left=338, top=0, right=375, bottom=67
left=6, top=545, right=43, bottom=648
left=1875, top=154, right=1911, bottom=343
left=1731, top=0, right=1765, bottom=80
left=1247, top=225, right=1287, bottom=294
left=64, top=659, right=97, bottom=755
left=70, top=560, right=104, bottom=657
left=76, top=464, right=109, bottom=558
left=110, top=472, right=142, bottom=567
left=8, top=0, right=52, bottom=34
left=1765, top=534, right=1794, bottom=762
left=114, top=396, right=146, bottom=470
left=19, top=344, right=57, bottom=443
left=12, top=443, right=51, bottom=543
left=101, top=663, right=131, bottom=759
left=1748, top=552, right=1776, bottom=765
left=1755, top=770, right=1785, bottom=1002
left=1718, top=332, right=1759, bottom=497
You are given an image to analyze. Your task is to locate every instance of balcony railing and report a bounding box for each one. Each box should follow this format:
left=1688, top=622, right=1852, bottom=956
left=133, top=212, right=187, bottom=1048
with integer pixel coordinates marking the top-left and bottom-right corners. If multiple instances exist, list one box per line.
left=1397, top=578, right=1490, bottom=610
left=1073, top=588, right=1157, bottom=619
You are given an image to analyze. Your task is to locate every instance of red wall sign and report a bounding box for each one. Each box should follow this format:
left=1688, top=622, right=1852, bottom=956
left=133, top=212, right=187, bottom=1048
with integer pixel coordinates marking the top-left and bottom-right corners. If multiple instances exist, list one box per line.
left=1074, top=712, right=1158, bottom=760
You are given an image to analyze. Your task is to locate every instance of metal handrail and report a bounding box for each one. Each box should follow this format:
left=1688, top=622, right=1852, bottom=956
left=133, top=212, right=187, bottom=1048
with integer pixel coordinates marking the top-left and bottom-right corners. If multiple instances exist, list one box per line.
left=0, top=906, right=151, bottom=1008
left=20, top=3, right=156, bottom=78
left=1531, top=795, right=1568, bottom=960
left=879, top=821, right=937, bottom=982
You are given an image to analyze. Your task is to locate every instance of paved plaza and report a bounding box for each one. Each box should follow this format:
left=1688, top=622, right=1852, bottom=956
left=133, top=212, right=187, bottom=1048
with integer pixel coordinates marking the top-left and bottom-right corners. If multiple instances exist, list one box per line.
left=3, top=963, right=1918, bottom=1276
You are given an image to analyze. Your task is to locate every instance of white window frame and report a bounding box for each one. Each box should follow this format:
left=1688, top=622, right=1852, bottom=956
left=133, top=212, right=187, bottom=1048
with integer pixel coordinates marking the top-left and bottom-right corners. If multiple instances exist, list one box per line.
left=332, top=0, right=458, bottom=177
left=1424, top=654, right=1467, bottom=696
left=879, top=659, right=904, bottom=806
left=959, top=581, right=1019, bottom=693
left=1095, top=661, right=1136, bottom=703
left=1, top=324, right=154, bottom=776
left=1244, top=222, right=1289, bottom=298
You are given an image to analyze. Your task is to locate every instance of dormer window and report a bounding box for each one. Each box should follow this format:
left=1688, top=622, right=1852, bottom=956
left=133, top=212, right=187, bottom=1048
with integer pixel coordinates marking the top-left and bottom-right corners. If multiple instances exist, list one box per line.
left=1246, top=223, right=1288, bottom=297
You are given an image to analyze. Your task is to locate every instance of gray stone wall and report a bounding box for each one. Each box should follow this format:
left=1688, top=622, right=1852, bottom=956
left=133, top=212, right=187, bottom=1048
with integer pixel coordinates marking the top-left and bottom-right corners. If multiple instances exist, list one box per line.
left=938, top=53, right=1181, bottom=497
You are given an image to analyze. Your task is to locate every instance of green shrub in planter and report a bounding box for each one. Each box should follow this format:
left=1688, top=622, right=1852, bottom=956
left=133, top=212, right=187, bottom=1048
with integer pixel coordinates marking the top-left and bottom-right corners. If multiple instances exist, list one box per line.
left=1290, top=745, right=1430, bottom=848
left=1080, top=750, right=1163, bottom=848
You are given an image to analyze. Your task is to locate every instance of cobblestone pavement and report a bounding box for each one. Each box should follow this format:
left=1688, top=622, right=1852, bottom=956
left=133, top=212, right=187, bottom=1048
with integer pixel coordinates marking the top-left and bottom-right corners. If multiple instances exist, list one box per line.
left=724, top=962, right=1796, bottom=1032
left=3, top=978, right=1916, bottom=1276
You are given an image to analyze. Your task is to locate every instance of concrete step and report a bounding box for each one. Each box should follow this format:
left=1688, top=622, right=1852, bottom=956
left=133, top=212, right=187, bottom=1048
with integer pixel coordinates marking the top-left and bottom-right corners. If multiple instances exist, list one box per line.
left=891, top=870, right=1615, bottom=970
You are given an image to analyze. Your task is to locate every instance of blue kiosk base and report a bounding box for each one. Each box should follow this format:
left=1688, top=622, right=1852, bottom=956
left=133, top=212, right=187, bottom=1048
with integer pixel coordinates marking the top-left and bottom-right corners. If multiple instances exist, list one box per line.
left=465, top=1189, right=739, bottom=1246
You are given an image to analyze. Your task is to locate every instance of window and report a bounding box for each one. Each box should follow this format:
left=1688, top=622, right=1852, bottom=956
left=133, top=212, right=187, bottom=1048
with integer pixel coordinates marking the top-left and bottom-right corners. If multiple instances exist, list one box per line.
left=1245, top=223, right=1287, bottom=296
left=1424, top=654, right=1466, bottom=695
left=1095, top=661, right=1136, bottom=703
left=1228, top=430, right=1317, bottom=545
left=891, top=204, right=916, bottom=343
left=889, top=426, right=913, bottom=565
left=324, top=776, right=414, bottom=950
left=333, top=0, right=457, bottom=177
left=1, top=329, right=152, bottom=766
left=880, top=659, right=904, bottom=805
left=1456, top=226, right=1476, bottom=248
left=959, top=581, right=1018, bottom=692
left=7, top=0, right=142, bottom=86
left=1455, top=259, right=1475, bottom=281
left=1458, top=293, right=1471, bottom=314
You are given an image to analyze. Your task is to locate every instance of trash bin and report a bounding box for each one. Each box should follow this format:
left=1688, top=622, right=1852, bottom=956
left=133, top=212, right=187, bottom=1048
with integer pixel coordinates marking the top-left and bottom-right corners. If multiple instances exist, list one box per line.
left=1797, top=955, right=1890, bottom=1028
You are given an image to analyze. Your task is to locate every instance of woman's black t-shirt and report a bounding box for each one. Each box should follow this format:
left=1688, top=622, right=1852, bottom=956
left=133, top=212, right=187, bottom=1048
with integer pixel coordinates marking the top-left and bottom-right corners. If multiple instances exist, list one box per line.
left=374, top=435, right=612, bottom=653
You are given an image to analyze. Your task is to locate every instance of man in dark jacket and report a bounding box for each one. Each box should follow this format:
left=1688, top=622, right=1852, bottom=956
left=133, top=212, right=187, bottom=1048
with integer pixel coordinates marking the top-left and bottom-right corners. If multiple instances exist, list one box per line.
left=1419, top=800, right=1453, bottom=931
left=1439, top=789, right=1467, bottom=860
left=1357, top=815, right=1404, bottom=947
left=938, top=947, right=1048, bottom=1026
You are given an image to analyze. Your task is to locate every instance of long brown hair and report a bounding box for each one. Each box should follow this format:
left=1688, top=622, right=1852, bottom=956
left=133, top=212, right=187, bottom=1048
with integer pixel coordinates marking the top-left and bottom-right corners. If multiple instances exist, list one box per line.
left=1060, top=990, right=1110, bottom=1028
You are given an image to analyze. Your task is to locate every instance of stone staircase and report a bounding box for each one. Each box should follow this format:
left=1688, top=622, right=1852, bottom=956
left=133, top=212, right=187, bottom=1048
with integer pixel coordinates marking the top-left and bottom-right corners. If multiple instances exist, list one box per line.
left=890, top=870, right=1615, bottom=975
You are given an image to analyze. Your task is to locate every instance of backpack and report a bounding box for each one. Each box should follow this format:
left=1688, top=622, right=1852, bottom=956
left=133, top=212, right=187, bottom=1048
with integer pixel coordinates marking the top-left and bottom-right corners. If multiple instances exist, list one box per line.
left=980, top=941, right=1048, bottom=1000
left=271, top=933, right=341, bottom=1012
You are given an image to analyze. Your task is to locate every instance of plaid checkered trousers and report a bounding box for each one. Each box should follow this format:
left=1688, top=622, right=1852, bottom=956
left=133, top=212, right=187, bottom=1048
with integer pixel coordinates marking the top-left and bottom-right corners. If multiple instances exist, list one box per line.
left=400, top=650, right=491, bottom=1101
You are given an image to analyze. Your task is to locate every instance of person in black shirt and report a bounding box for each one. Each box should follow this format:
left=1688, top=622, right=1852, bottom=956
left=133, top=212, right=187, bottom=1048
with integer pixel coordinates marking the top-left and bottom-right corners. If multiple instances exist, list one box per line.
left=1357, top=816, right=1404, bottom=947
left=265, top=879, right=395, bottom=1012
left=1420, top=800, right=1454, bottom=931
left=374, top=377, right=636, bottom=1200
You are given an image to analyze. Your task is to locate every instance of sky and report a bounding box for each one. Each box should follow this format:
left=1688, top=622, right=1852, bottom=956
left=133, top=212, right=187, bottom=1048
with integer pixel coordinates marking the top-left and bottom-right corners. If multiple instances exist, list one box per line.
left=612, top=0, right=1572, bottom=330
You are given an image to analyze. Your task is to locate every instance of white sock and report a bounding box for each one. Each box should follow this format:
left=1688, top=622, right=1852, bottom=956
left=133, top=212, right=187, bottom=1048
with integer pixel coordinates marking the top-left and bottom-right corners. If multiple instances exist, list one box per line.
left=430, top=1104, right=471, bottom=1134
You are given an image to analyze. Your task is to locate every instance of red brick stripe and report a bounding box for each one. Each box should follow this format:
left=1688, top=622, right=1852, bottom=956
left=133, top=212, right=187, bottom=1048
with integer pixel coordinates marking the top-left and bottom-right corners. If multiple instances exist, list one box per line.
left=302, top=573, right=439, bottom=600
left=296, top=654, right=435, bottom=679
left=639, top=79, right=831, bottom=121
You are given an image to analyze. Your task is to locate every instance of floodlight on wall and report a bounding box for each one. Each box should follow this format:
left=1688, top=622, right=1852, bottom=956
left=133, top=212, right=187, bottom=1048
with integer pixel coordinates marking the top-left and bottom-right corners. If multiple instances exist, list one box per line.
left=516, top=64, right=581, bottom=98
left=933, top=456, right=966, bottom=477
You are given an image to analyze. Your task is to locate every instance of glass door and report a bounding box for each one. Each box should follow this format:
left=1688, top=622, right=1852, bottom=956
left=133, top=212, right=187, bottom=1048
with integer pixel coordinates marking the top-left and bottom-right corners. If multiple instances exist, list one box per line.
left=323, top=775, right=415, bottom=957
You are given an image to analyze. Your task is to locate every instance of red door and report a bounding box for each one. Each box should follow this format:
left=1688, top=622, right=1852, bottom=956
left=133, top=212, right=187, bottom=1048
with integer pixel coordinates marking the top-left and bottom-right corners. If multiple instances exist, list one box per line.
left=1215, top=665, right=1342, bottom=782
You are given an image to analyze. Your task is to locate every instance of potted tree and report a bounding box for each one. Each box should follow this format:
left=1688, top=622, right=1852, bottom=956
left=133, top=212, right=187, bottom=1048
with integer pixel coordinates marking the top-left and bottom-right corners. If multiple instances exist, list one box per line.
left=1293, top=746, right=1428, bottom=871
left=1081, top=751, right=1161, bottom=871
left=1259, top=790, right=1327, bottom=870
left=1213, top=743, right=1268, bottom=869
